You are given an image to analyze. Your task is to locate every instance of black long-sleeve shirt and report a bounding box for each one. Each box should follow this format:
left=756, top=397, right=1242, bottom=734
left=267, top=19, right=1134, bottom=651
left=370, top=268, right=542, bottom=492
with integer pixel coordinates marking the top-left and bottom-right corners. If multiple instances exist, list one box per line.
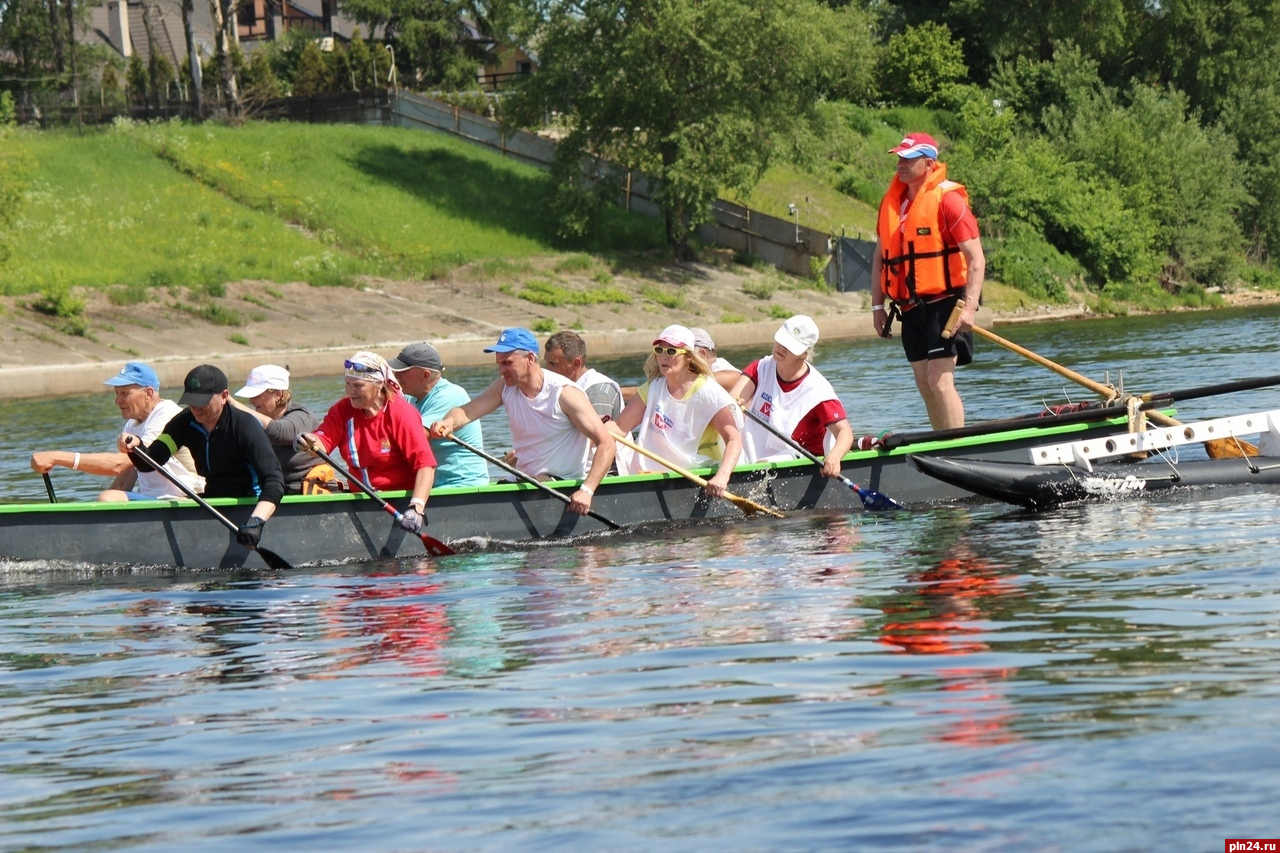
left=133, top=405, right=286, bottom=505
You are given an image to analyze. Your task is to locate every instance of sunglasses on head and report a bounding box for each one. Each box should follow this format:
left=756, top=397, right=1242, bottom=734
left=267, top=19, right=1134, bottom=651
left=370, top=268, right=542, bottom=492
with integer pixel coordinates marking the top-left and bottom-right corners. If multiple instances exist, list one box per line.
left=343, top=360, right=380, bottom=374
left=653, top=345, right=687, bottom=356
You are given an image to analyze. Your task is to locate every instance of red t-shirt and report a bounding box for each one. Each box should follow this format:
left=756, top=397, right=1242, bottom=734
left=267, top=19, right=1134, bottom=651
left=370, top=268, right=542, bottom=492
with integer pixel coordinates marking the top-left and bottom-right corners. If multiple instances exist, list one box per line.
left=315, top=393, right=436, bottom=491
left=742, top=360, right=848, bottom=455
left=935, top=191, right=980, bottom=245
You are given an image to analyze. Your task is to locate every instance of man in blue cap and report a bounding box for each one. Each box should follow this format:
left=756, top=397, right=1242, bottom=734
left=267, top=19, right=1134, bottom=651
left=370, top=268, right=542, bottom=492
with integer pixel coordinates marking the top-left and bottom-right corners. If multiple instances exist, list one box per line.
left=30, top=361, right=205, bottom=502
left=429, top=327, right=616, bottom=516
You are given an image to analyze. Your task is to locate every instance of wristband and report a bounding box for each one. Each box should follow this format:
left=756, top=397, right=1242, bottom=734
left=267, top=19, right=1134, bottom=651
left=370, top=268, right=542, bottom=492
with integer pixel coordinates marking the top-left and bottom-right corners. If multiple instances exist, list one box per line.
left=872, top=305, right=885, bottom=312
left=579, top=484, right=594, bottom=496
left=72, top=452, right=81, bottom=470
left=409, top=498, right=426, bottom=511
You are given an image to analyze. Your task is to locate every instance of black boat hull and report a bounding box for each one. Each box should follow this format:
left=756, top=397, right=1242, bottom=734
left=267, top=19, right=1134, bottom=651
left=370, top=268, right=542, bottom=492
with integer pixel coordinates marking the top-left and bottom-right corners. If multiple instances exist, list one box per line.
left=909, top=454, right=1280, bottom=509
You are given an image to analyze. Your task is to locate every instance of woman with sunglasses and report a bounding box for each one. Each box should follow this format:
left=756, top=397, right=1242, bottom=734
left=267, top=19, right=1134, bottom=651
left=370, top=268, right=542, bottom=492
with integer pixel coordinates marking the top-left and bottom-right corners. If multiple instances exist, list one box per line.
left=730, top=315, right=855, bottom=478
left=295, top=351, right=437, bottom=533
left=608, top=325, right=743, bottom=497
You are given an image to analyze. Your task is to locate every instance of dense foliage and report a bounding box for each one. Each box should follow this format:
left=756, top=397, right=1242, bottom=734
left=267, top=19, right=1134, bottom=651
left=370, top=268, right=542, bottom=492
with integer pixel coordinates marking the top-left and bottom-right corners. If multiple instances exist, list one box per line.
left=2, top=0, right=1276, bottom=295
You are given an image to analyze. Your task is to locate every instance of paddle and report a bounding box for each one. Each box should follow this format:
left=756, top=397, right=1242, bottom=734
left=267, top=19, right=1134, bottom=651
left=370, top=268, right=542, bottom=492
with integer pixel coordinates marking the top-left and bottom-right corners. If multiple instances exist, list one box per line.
left=740, top=408, right=905, bottom=511
left=42, top=473, right=57, bottom=504
left=972, top=324, right=1260, bottom=459
left=612, top=433, right=785, bottom=518
left=131, top=445, right=292, bottom=570
left=447, top=435, right=622, bottom=530
left=309, top=445, right=456, bottom=557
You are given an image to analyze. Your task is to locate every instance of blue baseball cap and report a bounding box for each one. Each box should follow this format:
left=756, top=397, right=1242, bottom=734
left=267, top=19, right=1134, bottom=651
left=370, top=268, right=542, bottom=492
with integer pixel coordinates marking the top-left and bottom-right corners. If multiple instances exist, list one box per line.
left=103, top=362, right=160, bottom=390
left=484, top=328, right=540, bottom=355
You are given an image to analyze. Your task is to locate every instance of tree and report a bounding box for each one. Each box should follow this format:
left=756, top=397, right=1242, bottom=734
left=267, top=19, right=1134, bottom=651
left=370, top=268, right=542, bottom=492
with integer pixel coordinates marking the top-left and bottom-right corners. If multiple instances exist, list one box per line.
left=338, top=0, right=484, bottom=88
left=292, top=39, right=330, bottom=96
left=876, top=21, right=967, bottom=106
left=508, top=0, right=861, bottom=258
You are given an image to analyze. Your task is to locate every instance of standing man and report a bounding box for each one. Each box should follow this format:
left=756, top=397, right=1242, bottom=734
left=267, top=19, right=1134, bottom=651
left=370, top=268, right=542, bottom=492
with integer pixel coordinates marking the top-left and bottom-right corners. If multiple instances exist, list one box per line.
left=389, top=342, right=490, bottom=488
left=30, top=361, right=204, bottom=502
left=871, top=132, right=985, bottom=429
left=430, top=328, right=616, bottom=516
left=123, top=364, right=285, bottom=549
left=543, top=330, right=623, bottom=423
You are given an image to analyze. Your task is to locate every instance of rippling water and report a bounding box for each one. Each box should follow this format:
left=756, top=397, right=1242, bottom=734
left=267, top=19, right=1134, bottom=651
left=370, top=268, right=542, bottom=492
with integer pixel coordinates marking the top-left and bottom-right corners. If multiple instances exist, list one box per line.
left=3, top=308, right=1280, bottom=849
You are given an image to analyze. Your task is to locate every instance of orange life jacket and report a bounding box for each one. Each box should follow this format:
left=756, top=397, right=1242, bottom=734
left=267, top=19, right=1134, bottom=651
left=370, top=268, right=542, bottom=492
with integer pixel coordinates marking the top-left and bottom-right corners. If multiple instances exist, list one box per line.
left=877, top=163, right=970, bottom=304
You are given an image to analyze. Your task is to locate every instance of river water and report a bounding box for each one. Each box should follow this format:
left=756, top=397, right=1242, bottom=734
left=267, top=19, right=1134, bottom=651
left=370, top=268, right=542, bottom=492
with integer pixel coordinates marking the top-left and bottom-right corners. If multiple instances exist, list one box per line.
left=2, top=307, right=1279, bottom=849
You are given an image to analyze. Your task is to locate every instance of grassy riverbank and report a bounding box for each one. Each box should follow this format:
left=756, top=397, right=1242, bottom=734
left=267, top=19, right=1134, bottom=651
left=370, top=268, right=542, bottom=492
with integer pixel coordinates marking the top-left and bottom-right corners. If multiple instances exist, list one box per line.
left=1, top=121, right=664, bottom=295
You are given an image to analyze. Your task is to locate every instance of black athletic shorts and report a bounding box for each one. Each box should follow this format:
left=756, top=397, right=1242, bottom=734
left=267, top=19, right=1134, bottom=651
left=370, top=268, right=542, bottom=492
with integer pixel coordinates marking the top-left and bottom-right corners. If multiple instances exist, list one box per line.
left=899, top=294, right=974, bottom=366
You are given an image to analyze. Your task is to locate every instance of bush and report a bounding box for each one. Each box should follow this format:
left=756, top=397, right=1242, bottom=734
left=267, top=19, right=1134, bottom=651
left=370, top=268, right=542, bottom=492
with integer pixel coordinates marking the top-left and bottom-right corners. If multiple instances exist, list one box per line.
left=31, top=288, right=86, bottom=318
left=742, top=279, right=777, bottom=300
left=985, top=224, right=1081, bottom=302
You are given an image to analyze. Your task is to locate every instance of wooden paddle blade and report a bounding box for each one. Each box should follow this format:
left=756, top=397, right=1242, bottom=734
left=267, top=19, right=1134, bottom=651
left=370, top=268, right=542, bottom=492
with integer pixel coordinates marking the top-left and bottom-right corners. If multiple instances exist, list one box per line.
left=1204, top=437, right=1259, bottom=459
left=420, top=533, right=456, bottom=557
left=727, top=493, right=786, bottom=518
left=255, top=546, right=292, bottom=570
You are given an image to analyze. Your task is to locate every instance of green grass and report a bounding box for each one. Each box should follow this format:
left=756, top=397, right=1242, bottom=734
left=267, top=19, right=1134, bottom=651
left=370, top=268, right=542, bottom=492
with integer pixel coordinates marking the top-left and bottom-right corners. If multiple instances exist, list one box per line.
left=516, top=279, right=632, bottom=307
left=2, top=121, right=664, bottom=295
left=734, top=163, right=878, bottom=238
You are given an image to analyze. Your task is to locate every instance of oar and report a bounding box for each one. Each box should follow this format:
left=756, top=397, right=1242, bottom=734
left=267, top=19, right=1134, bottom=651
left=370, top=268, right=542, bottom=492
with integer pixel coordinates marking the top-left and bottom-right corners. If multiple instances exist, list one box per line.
left=131, top=445, right=292, bottom=570
left=740, top=408, right=904, bottom=511
left=42, top=473, right=57, bottom=504
left=972, top=324, right=1259, bottom=459
left=309, top=445, right=456, bottom=557
left=447, top=435, right=621, bottom=530
left=612, top=433, right=784, bottom=518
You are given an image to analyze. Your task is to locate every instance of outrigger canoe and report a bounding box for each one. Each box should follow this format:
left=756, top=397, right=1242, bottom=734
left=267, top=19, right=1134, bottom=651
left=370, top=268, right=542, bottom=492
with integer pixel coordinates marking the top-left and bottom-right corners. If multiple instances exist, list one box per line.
left=911, top=409, right=1280, bottom=510
left=1, top=408, right=1158, bottom=569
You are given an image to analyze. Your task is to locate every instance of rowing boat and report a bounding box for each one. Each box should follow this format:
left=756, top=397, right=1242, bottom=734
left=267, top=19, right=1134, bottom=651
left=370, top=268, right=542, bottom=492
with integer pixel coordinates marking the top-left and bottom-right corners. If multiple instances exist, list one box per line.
left=910, top=409, right=1280, bottom=509
left=0, top=410, right=1152, bottom=568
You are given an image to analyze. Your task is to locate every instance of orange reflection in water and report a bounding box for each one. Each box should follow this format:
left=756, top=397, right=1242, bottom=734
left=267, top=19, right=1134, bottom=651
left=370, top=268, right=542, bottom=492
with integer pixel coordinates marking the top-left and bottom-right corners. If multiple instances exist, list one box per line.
left=877, top=549, right=1022, bottom=747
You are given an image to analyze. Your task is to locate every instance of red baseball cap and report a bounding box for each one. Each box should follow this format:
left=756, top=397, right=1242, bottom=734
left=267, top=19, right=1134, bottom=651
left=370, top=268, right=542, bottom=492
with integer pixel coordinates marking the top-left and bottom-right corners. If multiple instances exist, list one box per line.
left=889, top=133, right=939, bottom=159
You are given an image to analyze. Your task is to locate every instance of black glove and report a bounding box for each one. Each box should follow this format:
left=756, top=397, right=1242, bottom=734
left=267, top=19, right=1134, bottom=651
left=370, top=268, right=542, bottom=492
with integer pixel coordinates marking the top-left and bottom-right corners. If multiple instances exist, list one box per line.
left=398, top=508, right=424, bottom=534
left=237, top=517, right=265, bottom=548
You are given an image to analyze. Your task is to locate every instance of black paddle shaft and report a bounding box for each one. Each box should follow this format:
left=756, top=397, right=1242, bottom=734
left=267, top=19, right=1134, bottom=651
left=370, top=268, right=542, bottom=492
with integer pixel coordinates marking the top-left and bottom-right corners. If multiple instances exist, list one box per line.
left=130, top=445, right=292, bottom=570
left=447, top=435, right=622, bottom=530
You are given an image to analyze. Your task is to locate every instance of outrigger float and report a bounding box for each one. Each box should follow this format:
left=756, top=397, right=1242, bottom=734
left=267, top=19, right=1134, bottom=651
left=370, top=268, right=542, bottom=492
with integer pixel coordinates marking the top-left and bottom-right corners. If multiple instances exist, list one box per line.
left=911, top=409, right=1280, bottom=510
left=2, top=406, right=1154, bottom=569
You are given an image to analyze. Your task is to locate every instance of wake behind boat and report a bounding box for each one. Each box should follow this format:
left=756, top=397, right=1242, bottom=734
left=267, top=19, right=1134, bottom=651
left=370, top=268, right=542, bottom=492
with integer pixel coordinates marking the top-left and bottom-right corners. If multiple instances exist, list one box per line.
left=911, top=409, right=1280, bottom=509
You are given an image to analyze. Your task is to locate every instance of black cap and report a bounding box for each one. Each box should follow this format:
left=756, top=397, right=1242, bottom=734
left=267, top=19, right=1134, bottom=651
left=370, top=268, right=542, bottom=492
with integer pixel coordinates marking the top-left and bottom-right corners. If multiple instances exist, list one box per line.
left=388, top=342, right=444, bottom=372
left=179, top=364, right=229, bottom=407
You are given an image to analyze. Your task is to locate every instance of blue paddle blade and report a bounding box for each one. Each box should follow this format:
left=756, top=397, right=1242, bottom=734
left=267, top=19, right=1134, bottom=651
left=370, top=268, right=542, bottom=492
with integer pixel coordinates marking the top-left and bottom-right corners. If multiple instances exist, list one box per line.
left=843, top=477, right=906, bottom=511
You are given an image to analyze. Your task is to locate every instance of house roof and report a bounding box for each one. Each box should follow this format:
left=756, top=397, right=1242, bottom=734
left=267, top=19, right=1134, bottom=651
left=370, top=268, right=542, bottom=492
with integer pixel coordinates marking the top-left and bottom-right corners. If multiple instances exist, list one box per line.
left=84, top=0, right=219, bottom=69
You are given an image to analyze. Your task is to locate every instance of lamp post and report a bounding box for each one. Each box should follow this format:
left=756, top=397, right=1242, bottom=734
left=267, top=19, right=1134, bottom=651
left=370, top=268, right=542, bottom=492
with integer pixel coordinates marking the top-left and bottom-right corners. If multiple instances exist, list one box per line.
left=787, top=202, right=800, bottom=245
left=385, top=45, right=396, bottom=90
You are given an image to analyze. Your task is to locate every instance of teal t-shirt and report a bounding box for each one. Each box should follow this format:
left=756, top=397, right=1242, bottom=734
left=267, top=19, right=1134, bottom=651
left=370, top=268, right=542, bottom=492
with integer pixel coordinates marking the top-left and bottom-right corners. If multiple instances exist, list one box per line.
left=409, top=378, right=490, bottom=488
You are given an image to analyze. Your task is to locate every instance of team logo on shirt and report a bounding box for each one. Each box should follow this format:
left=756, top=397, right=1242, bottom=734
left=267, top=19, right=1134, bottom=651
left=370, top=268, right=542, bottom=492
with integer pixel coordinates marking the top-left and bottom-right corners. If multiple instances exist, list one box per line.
left=380, top=438, right=392, bottom=454
left=758, top=392, right=774, bottom=420
left=651, top=410, right=673, bottom=431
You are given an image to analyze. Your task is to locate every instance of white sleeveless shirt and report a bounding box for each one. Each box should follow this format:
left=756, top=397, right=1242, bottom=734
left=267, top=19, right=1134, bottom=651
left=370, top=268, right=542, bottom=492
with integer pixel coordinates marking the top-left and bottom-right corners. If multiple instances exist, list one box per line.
left=629, top=374, right=739, bottom=473
left=502, top=369, right=591, bottom=480
left=127, top=399, right=206, bottom=497
left=741, top=357, right=838, bottom=462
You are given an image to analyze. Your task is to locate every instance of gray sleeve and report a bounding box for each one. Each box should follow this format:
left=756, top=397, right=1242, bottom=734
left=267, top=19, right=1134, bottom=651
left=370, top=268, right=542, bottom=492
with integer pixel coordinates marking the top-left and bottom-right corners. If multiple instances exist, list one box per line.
left=585, top=382, right=623, bottom=421
left=263, top=406, right=321, bottom=447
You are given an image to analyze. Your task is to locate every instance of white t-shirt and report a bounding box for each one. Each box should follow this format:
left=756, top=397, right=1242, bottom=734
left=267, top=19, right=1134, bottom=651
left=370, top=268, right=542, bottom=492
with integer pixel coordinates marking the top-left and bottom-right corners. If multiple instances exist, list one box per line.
left=502, top=370, right=592, bottom=480
left=626, top=374, right=740, bottom=474
left=711, top=357, right=737, bottom=373
left=127, top=399, right=206, bottom=497
left=741, top=357, right=838, bottom=462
